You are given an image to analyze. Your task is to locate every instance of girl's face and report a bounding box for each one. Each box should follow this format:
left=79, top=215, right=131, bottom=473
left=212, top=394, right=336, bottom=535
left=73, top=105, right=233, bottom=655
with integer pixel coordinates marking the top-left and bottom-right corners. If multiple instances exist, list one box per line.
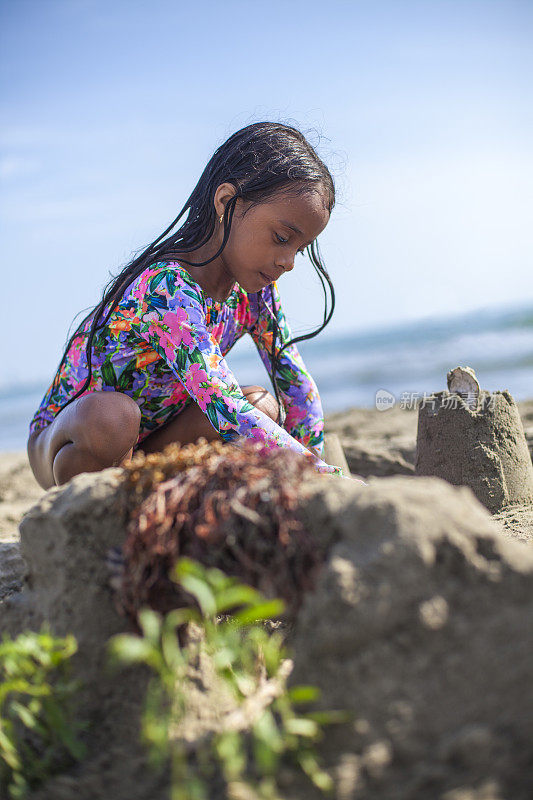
left=217, top=186, right=330, bottom=293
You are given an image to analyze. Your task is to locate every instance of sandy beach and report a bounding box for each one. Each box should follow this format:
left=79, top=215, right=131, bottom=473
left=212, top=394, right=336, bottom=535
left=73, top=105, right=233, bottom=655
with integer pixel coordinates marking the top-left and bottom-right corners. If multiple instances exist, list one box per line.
left=0, top=450, right=45, bottom=543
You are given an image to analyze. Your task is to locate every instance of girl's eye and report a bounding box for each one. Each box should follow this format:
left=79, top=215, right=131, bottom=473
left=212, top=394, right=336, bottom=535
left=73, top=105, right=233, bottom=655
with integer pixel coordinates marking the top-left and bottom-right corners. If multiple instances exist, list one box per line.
left=275, top=232, right=306, bottom=254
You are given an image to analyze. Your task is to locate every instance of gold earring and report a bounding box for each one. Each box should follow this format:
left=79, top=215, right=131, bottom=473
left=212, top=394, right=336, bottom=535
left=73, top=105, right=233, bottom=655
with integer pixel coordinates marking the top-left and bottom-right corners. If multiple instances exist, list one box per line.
left=219, top=214, right=223, bottom=224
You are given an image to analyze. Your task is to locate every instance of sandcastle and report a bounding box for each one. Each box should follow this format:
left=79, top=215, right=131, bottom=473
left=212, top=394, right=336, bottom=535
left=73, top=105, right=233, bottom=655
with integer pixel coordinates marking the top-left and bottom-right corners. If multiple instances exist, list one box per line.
left=415, top=366, right=533, bottom=513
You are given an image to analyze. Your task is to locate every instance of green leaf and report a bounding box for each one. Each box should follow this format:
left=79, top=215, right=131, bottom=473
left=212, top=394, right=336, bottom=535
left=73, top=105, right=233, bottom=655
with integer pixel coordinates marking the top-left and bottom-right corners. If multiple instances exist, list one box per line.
left=10, top=701, right=39, bottom=731
left=175, top=349, right=187, bottom=372
left=238, top=399, right=255, bottom=414
left=214, top=730, right=246, bottom=781
left=160, top=630, right=184, bottom=673
left=0, top=725, right=21, bottom=771
left=297, top=751, right=334, bottom=792
left=213, top=399, right=238, bottom=425
left=117, top=364, right=135, bottom=391
left=214, top=585, right=261, bottom=614
left=285, top=717, right=319, bottom=738
left=182, top=288, right=203, bottom=303
left=173, top=560, right=218, bottom=617
left=108, top=634, right=157, bottom=667
left=138, top=609, right=162, bottom=645
left=287, top=685, right=321, bottom=705
left=252, top=710, right=283, bottom=772
left=307, top=709, right=353, bottom=725
left=162, top=607, right=198, bottom=630
left=179, top=575, right=216, bottom=618
left=205, top=403, right=219, bottom=431
left=187, top=348, right=206, bottom=366
left=232, top=599, right=285, bottom=626
left=101, top=360, right=117, bottom=387
left=165, top=271, right=177, bottom=295
left=149, top=272, right=167, bottom=293
left=172, top=557, right=207, bottom=582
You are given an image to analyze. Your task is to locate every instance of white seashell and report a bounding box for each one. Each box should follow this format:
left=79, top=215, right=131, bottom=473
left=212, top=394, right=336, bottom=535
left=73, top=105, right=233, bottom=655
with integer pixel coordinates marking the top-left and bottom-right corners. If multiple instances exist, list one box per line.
left=446, top=366, right=480, bottom=410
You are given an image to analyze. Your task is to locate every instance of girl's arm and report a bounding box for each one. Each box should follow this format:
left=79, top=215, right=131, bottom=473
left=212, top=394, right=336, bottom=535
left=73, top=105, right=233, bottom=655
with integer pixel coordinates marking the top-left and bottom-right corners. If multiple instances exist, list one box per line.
left=248, top=281, right=327, bottom=459
left=134, top=268, right=342, bottom=475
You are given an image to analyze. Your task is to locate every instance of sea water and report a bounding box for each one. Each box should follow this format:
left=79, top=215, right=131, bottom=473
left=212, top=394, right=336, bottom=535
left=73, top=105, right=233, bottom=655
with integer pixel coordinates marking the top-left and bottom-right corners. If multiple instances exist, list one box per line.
left=1, top=301, right=532, bottom=451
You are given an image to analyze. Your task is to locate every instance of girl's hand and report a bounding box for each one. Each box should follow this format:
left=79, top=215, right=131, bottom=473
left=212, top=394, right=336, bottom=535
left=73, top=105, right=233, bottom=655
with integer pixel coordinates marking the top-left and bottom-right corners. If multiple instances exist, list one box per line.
left=345, top=475, right=368, bottom=485
left=306, top=444, right=367, bottom=484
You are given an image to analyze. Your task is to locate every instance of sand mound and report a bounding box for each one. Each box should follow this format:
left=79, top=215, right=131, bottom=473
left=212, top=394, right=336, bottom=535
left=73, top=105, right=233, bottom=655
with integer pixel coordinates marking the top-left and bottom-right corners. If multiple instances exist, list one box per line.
left=290, top=476, right=533, bottom=799
left=326, top=406, right=417, bottom=477
left=0, top=541, right=26, bottom=601
left=2, top=469, right=168, bottom=800
left=2, top=444, right=533, bottom=798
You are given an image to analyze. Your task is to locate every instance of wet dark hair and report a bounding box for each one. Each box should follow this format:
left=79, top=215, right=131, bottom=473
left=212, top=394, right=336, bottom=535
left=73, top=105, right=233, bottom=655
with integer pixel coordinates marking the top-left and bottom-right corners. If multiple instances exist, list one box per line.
left=52, top=121, right=336, bottom=425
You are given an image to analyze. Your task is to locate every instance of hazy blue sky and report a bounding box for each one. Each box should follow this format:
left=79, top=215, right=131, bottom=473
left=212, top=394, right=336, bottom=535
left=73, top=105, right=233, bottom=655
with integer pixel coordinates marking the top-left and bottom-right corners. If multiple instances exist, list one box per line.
left=1, top=0, right=532, bottom=386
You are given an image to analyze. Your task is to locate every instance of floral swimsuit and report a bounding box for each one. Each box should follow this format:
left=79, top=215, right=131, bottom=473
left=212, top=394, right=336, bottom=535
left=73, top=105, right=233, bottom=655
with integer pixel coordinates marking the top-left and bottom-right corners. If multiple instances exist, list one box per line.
left=29, top=262, right=341, bottom=475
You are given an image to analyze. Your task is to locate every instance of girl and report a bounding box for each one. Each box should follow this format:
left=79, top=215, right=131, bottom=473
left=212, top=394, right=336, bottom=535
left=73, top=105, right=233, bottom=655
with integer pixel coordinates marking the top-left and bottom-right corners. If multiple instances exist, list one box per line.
left=27, top=122, right=346, bottom=490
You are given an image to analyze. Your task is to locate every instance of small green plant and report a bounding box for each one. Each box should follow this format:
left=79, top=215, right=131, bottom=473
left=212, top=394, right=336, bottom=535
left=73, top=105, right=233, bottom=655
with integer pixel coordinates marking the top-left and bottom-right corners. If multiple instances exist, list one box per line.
left=109, top=558, right=344, bottom=800
left=0, top=627, right=86, bottom=799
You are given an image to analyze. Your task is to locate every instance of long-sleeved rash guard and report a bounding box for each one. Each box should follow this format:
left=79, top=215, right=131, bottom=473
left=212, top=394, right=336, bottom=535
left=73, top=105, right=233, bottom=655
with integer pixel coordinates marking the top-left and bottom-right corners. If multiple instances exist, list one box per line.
left=29, top=262, right=342, bottom=475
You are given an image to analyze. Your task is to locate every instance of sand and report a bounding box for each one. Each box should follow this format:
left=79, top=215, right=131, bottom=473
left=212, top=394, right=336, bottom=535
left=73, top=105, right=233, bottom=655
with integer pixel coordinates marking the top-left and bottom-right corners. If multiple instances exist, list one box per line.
left=0, top=450, right=44, bottom=543
left=3, top=444, right=532, bottom=799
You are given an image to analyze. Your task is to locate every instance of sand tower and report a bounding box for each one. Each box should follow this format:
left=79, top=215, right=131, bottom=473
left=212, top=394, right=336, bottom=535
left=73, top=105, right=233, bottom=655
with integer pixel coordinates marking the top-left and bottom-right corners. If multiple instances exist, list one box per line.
left=415, top=367, right=533, bottom=513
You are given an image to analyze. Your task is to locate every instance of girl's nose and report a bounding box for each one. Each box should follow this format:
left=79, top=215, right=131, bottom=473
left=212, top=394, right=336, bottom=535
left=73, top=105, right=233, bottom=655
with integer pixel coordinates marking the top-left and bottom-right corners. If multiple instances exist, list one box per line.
left=277, top=253, right=296, bottom=273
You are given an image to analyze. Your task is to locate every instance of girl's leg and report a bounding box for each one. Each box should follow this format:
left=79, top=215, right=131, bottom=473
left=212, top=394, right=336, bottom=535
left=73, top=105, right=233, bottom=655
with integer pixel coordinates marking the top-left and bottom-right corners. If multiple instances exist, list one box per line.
left=27, top=385, right=279, bottom=489
left=139, top=384, right=279, bottom=453
left=27, top=392, right=141, bottom=490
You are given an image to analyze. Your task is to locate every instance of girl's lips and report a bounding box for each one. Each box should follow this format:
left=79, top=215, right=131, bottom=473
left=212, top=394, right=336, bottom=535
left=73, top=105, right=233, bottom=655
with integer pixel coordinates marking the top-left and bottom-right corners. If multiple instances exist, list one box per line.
left=259, top=271, right=274, bottom=283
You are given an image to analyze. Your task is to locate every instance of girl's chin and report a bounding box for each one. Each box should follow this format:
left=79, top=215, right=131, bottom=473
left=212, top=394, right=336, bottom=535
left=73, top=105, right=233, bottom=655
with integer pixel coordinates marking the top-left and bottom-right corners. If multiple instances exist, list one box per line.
left=257, top=271, right=273, bottom=289
left=238, top=272, right=271, bottom=293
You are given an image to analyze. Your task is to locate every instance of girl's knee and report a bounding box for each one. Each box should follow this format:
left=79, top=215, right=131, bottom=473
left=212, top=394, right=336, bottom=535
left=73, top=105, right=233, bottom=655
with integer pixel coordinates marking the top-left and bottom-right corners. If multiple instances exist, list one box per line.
left=51, top=393, right=141, bottom=485
left=73, top=392, right=141, bottom=457
left=243, top=385, right=279, bottom=422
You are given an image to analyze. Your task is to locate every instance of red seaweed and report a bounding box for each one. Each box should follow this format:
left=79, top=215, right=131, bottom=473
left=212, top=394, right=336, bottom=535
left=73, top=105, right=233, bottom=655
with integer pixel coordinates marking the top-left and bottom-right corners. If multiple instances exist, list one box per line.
left=119, top=438, right=327, bottom=622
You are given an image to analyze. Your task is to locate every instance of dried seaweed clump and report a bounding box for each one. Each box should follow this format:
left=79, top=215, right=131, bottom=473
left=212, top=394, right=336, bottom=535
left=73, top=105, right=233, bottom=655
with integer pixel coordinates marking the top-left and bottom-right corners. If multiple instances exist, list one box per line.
left=119, top=438, right=324, bottom=621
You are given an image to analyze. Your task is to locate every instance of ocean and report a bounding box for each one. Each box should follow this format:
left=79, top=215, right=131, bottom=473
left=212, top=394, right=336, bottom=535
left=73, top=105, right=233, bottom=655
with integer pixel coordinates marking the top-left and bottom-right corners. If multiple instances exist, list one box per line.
left=1, top=301, right=532, bottom=452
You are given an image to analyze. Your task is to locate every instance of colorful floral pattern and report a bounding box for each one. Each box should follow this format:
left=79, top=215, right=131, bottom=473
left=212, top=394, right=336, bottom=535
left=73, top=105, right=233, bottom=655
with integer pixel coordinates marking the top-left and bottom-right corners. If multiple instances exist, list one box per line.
left=29, top=262, right=341, bottom=475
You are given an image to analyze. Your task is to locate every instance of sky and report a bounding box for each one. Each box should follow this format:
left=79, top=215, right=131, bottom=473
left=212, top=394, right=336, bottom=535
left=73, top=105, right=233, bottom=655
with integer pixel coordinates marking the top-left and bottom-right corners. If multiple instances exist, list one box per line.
left=0, top=0, right=532, bottom=386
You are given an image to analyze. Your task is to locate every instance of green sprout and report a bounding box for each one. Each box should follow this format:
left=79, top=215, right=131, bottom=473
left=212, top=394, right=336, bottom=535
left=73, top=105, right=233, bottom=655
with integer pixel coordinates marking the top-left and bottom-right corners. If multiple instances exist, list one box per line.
left=109, top=557, right=347, bottom=800
left=0, top=627, right=86, bottom=799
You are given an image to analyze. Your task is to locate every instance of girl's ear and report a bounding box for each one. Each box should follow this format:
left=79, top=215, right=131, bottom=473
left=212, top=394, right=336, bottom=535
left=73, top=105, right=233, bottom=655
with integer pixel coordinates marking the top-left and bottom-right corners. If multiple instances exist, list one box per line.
left=213, top=182, right=238, bottom=219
